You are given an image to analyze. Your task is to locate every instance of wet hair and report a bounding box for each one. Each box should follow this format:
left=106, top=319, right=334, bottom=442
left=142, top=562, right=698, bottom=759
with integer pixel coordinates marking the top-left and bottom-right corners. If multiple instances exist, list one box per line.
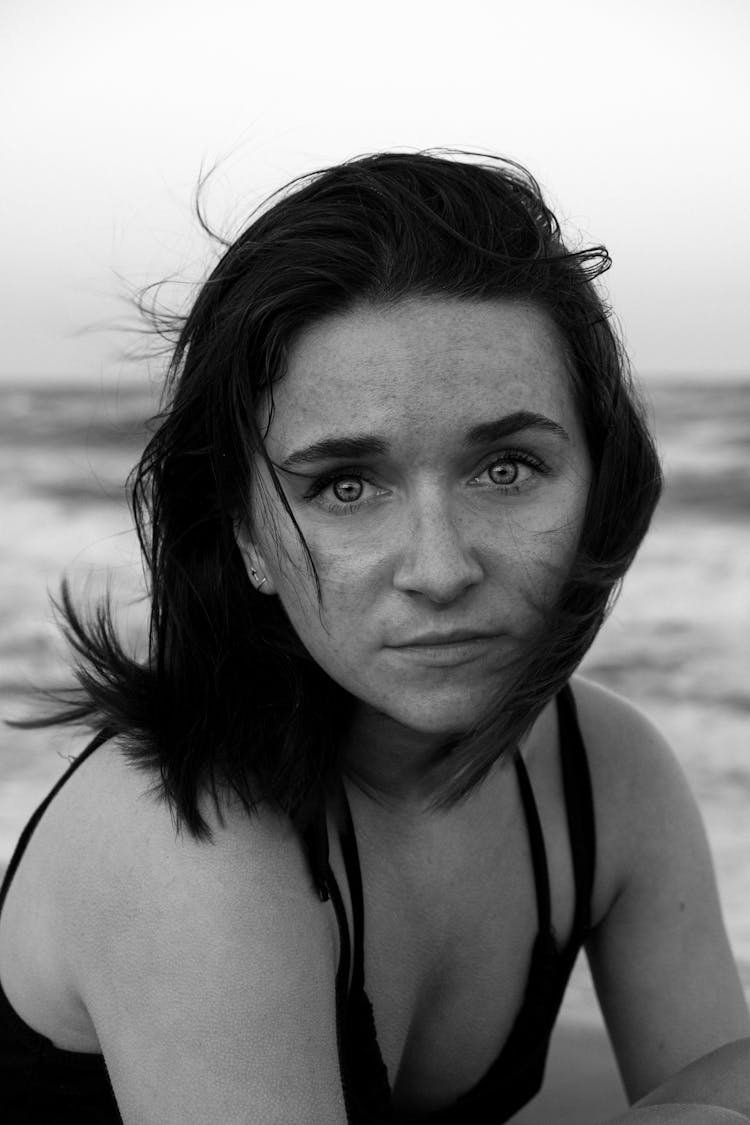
left=20, top=149, right=662, bottom=838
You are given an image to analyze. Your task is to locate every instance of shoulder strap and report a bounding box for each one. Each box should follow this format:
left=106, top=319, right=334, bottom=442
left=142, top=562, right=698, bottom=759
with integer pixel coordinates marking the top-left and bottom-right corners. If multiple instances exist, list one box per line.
left=557, top=683, right=596, bottom=934
left=299, top=696, right=595, bottom=992
left=0, top=726, right=115, bottom=912
left=513, top=751, right=552, bottom=936
left=298, top=781, right=353, bottom=1010
left=338, top=784, right=366, bottom=993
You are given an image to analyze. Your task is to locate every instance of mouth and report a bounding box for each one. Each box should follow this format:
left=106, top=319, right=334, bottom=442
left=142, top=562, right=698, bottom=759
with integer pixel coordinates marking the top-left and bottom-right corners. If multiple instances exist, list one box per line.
left=386, top=632, right=504, bottom=667
left=393, top=630, right=496, bottom=646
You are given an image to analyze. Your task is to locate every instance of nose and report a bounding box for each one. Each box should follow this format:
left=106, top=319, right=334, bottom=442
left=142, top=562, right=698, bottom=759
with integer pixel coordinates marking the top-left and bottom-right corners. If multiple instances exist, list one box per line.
left=391, top=490, right=484, bottom=604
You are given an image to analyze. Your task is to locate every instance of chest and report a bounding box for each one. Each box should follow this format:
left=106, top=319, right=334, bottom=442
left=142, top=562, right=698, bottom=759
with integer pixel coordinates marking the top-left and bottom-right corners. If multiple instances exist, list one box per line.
left=327, top=769, right=580, bottom=1117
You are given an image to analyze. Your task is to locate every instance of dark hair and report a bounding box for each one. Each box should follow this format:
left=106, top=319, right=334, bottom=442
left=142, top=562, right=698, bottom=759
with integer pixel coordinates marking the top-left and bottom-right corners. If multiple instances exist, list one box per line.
left=20, top=148, right=662, bottom=838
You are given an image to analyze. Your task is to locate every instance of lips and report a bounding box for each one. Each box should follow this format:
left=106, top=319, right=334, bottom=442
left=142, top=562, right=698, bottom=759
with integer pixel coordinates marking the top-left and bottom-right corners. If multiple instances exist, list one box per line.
left=389, top=629, right=498, bottom=647
left=385, top=632, right=503, bottom=668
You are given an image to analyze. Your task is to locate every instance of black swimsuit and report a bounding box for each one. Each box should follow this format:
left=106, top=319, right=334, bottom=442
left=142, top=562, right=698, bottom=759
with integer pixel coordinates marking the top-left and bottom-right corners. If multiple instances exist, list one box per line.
left=0, top=684, right=595, bottom=1124
left=325, top=683, right=596, bottom=1123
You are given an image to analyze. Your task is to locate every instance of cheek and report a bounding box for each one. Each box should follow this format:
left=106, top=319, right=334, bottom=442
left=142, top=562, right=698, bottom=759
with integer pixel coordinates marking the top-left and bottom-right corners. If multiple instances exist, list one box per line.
left=500, top=488, right=588, bottom=601
left=269, top=532, right=371, bottom=646
left=280, top=519, right=379, bottom=589
left=499, top=533, right=571, bottom=615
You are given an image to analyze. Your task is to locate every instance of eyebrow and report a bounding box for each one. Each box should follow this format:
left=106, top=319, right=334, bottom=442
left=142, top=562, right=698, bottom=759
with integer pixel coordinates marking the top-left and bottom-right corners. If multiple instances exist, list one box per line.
left=277, top=410, right=569, bottom=470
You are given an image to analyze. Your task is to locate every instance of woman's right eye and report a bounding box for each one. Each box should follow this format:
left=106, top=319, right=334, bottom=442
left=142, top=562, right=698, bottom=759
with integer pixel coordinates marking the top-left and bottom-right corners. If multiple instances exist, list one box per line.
left=305, top=472, right=390, bottom=514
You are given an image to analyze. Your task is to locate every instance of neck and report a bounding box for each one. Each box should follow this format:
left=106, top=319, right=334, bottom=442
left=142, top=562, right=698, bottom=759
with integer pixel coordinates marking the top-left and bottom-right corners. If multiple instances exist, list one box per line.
left=340, top=705, right=465, bottom=816
left=338, top=696, right=552, bottom=826
left=338, top=707, right=522, bottom=864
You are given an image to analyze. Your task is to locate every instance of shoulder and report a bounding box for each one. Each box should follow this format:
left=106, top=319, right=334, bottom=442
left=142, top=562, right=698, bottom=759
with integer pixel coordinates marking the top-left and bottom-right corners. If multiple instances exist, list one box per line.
left=569, top=673, right=669, bottom=755
left=21, top=730, right=337, bottom=1018
left=566, top=675, right=703, bottom=916
left=53, top=733, right=333, bottom=968
left=567, top=680, right=750, bottom=1098
left=51, top=733, right=345, bottom=1122
left=568, top=673, right=689, bottom=806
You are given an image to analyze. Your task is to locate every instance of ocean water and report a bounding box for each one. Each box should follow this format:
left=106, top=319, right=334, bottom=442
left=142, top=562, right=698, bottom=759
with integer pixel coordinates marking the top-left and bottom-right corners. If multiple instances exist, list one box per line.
left=1, top=373, right=748, bottom=1014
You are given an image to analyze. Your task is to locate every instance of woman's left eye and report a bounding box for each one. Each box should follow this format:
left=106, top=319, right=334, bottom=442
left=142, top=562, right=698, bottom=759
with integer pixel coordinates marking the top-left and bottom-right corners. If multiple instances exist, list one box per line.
left=471, top=453, right=545, bottom=490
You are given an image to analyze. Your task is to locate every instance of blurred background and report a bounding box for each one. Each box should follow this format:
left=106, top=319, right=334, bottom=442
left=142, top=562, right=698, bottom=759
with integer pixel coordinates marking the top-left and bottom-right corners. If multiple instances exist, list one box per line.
left=2, top=1, right=748, bottom=1120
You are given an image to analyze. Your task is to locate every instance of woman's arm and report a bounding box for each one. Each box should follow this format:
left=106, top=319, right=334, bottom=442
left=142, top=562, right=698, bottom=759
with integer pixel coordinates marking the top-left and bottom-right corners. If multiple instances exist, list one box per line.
left=573, top=680, right=750, bottom=1122
left=601, top=1042, right=750, bottom=1119
left=606, top=1104, right=749, bottom=1123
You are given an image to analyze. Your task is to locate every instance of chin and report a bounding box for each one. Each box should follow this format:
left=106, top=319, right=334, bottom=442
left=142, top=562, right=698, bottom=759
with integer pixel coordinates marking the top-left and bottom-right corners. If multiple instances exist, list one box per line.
left=344, top=669, right=506, bottom=742
left=388, top=695, right=494, bottom=739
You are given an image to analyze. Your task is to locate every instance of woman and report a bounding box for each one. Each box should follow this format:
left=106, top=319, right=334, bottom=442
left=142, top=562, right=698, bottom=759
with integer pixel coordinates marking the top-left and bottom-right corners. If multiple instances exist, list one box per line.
left=1, top=150, right=748, bottom=1124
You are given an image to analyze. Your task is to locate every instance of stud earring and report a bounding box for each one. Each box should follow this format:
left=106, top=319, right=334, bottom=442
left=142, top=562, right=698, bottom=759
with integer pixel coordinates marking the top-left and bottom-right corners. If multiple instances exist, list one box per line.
left=250, top=567, right=267, bottom=590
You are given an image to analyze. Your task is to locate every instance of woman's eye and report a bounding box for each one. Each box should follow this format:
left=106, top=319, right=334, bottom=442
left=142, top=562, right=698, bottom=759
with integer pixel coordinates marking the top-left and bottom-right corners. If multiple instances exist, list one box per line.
left=474, top=454, right=542, bottom=490
left=487, top=460, right=522, bottom=486
left=306, top=472, right=388, bottom=512
left=331, top=477, right=365, bottom=503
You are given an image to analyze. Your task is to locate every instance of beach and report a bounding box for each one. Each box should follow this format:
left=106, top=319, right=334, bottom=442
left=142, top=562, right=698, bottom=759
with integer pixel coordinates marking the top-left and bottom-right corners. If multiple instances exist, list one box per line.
left=0, top=373, right=748, bottom=1119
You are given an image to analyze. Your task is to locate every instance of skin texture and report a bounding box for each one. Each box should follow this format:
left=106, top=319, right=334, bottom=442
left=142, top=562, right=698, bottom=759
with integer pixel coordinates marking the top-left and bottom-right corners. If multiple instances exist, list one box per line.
left=243, top=296, right=592, bottom=805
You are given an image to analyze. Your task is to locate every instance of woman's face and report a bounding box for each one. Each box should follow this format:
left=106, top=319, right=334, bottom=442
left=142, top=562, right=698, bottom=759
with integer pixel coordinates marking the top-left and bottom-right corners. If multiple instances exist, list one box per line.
left=246, top=297, right=591, bottom=739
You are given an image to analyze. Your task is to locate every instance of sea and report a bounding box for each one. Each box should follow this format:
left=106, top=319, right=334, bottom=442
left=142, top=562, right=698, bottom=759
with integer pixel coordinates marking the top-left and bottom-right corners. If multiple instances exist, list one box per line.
left=1, top=372, right=748, bottom=1024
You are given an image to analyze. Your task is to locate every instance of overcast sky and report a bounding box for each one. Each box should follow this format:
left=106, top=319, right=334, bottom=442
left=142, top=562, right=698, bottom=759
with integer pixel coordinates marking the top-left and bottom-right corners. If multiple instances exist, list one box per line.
left=2, top=0, right=748, bottom=384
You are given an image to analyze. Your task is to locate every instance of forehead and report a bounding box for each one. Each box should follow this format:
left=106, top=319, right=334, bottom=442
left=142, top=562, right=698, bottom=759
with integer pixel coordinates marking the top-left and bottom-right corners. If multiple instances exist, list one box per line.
left=264, top=297, right=579, bottom=452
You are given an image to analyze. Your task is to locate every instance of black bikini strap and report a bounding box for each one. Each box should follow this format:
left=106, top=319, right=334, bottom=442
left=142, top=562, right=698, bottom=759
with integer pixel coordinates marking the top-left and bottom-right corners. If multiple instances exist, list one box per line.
left=326, top=862, right=353, bottom=1046
left=557, top=683, right=596, bottom=934
left=297, top=782, right=353, bottom=1044
left=303, top=692, right=594, bottom=994
left=299, top=783, right=334, bottom=904
left=338, top=783, right=367, bottom=992
left=299, top=779, right=361, bottom=1003
left=0, top=726, right=116, bottom=911
left=513, top=750, right=552, bottom=936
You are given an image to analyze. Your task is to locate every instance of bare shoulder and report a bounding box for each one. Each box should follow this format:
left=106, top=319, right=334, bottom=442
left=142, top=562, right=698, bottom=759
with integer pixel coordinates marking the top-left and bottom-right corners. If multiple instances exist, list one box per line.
left=54, top=729, right=337, bottom=986
left=61, top=734, right=317, bottom=906
left=47, top=734, right=346, bottom=1123
left=568, top=680, right=749, bottom=1097
left=569, top=673, right=690, bottom=804
left=567, top=675, right=703, bottom=915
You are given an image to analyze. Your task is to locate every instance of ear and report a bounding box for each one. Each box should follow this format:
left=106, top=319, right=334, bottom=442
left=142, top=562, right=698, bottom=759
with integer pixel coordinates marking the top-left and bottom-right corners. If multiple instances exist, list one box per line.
left=235, top=527, right=278, bottom=596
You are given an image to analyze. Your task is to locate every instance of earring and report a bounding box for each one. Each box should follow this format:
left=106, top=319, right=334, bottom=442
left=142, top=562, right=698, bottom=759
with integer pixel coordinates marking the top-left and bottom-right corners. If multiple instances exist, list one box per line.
left=250, top=567, right=267, bottom=590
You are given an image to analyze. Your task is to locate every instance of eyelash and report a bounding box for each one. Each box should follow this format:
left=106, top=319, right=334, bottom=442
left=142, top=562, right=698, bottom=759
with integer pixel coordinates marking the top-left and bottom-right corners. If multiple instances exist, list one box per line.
left=303, top=451, right=549, bottom=514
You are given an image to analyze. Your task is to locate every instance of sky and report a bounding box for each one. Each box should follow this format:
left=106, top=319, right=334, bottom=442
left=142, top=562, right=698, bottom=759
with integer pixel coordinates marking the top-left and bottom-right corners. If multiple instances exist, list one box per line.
left=2, top=0, right=749, bottom=384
